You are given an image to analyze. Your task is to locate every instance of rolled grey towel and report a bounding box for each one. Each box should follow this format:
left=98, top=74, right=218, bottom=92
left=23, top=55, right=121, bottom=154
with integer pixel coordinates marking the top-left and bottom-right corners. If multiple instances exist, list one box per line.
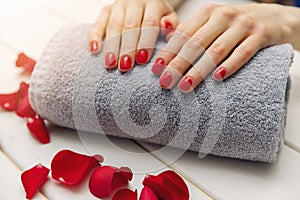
left=29, top=24, right=293, bottom=163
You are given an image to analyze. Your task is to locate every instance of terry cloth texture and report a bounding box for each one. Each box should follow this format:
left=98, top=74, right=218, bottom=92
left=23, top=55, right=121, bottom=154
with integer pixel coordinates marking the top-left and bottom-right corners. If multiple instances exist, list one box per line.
left=29, top=24, right=293, bottom=163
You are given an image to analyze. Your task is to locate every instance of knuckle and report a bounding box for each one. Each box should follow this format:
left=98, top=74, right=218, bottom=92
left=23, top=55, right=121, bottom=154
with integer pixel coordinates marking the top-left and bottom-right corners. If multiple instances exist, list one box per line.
left=258, top=25, right=272, bottom=42
left=101, top=4, right=112, bottom=13
left=187, top=35, right=206, bottom=50
left=237, top=45, right=253, bottom=58
left=202, top=4, right=218, bottom=13
left=209, top=42, right=227, bottom=58
left=123, top=17, right=140, bottom=29
left=107, top=18, right=123, bottom=30
left=216, top=6, right=238, bottom=20
left=169, top=59, right=186, bottom=73
left=238, top=16, right=254, bottom=30
left=142, top=18, right=159, bottom=27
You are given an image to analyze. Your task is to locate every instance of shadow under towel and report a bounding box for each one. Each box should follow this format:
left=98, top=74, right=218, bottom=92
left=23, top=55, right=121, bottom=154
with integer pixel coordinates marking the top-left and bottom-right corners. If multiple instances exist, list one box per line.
left=29, top=24, right=293, bottom=163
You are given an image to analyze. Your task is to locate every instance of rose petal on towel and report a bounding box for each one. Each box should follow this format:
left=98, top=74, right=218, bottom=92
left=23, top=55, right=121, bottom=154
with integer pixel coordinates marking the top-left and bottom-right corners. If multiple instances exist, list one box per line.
left=16, top=52, right=36, bottom=74
left=51, top=149, right=102, bottom=185
left=0, top=82, right=29, bottom=111
left=26, top=116, right=50, bottom=144
left=112, top=189, right=138, bottom=200
left=16, top=89, right=36, bottom=118
left=142, top=170, right=189, bottom=200
left=21, top=163, right=49, bottom=199
left=89, top=166, right=132, bottom=198
left=139, top=186, right=158, bottom=200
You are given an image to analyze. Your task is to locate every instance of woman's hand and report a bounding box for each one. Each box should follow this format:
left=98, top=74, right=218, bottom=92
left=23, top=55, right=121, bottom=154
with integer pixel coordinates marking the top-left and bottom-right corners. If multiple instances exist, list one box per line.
left=89, top=0, right=178, bottom=72
left=153, top=3, right=298, bottom=93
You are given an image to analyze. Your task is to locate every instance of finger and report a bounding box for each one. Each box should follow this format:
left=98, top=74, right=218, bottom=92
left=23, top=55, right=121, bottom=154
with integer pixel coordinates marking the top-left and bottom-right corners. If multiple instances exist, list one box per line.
left=136, top=1, right=171, bottom=65
left=159, top=16, right=230, bottom=90
left=160, top=11, right=178, bottom=41
left=89, top=5, right=112, bottom=54
left=119, top=4, right=144, bottom=72
left=152, top=5, right=216, bottom=75
left=213, top=35, right=265, bottom=81
left=178, top=26, right=249, bottom=92
left=104, top=5, right=125, bottom=69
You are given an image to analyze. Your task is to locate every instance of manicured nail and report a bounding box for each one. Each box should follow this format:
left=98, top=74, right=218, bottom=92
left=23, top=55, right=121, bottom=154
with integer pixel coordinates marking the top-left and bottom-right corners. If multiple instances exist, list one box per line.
left=159, top=72, right=173, bottom=89
left=214, top=67, right=226, bottom=80
left=120, top=55, right=132, bottom=71
left=105, top=52, right=117, bottom=68
left=152, top=58, right=165, bottom=75
left=179, top=76, right=193, bottom=92
left=165, top=21, right=173, bottom=42
left=90, top=40, right=99, bottom=53
left=136, top=49, right=148, bottom=64
left=165, top=21, right=173, bottom=35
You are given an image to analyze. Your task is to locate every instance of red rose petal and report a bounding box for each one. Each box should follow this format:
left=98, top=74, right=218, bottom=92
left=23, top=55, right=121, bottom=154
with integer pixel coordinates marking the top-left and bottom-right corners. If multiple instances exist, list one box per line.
left=0, top=92, right=19, bottom=111
left=26, top=116, right=50, bottom=144
left=142, top=170, right=189, bottom=200
left=0, top=82, right=29, bottom=112
left=16, top=89, right=36, bottom=118
left=89, top=166, right=132, bottom=199
left=51, top=150, right=102, bottom=185
left=119, top=166, right=133, bottom=181
left=112, top=189, right=138, bottom=200
left=16, top=52, right=36, bottom=74
left=139, top=186, right=158, bottom=200
left=21, top=163, right=50, bottom=199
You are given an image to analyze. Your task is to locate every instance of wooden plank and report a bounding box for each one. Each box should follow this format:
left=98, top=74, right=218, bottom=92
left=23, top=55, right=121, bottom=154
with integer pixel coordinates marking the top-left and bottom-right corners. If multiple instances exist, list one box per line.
left=139, top=142, right=300, bottom=200
left=0, top=150, right=48, bottom=200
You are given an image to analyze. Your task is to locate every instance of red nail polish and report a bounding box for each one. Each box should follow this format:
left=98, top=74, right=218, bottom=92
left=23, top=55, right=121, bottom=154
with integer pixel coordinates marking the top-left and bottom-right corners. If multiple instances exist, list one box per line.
left=136, top=49, right=148, bottom=64
left=90, top=40, right=99, bottom=53
left=214, top=67, right=226, bottom=80
left=179, top=76, right=193, bottom=92
left=120, top=55, right=132, bottom=71
left=165, top=21, right=173, bottom=35
left=160, top=72, right=173, bottom=89
left=152, top=58, right=165, bottom=75
left=105, top=52, right=117, bottom=68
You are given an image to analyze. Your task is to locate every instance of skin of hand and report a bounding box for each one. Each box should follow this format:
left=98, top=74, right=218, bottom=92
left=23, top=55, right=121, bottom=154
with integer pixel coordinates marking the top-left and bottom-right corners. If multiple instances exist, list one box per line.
left=89, top=0, right=179, bottom=72
left=153, top=3, right=300, bottom=93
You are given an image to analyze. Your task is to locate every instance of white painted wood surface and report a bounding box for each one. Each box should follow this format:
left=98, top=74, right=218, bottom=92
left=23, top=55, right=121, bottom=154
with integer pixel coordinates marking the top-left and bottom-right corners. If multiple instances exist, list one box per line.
left=0, top=0, right=300, bottom=199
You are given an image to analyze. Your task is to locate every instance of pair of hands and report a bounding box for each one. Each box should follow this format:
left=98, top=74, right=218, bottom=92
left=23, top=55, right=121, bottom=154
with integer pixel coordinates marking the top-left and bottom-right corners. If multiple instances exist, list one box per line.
left=89, top=0, right=289, bottom=93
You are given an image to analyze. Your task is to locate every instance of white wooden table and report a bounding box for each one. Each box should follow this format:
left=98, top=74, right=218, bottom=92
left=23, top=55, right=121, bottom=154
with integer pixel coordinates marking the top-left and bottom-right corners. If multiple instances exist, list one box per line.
left=1, top=0, right=300, bottom=199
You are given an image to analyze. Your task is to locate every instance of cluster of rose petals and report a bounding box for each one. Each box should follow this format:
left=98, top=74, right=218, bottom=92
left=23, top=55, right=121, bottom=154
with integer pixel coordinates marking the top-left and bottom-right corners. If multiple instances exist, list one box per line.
left=0, top=53, right=50, bottom=144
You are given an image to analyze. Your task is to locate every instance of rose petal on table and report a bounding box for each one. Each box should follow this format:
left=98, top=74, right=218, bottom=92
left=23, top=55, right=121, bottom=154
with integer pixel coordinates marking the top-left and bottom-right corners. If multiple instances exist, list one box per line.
left=142, top=170, right=189, bottom=200
left=0, top=82, right=29, bottom=112
left=0, top=92, right=19, bottom=111
left=21, top=163, right=49, bottom=199
left=26, top=116, right=50, bottom=144
left=16, top=89, right=36, bottom=118
left=15, top=52, right=36, bottom=74
left=51, top=149, right=102, bottom=185
left=139, top=186, right=158, bottom=200
left=89, top=166, right=132, bottom=199
left=112, top=189, right=138, bottom=200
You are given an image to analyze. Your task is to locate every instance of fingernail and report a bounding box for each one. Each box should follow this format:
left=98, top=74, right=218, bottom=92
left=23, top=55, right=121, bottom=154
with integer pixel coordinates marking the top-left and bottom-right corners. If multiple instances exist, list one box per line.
left=165, top=21, right=173, bottom=35
left=105, top=52, right=117, bottom=68
left=152, top=58, right=165, bottom=75
left=120, top=55, right=132, bottom=71
left=214, top=67, right=226, bottom=80
left=179, top=76, right=193, bottom=92
left=136, top=49, right=148, bottom=64
left=159, top=72, right=173, bottom=89
left=90, top=40, right=99, bottom=53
